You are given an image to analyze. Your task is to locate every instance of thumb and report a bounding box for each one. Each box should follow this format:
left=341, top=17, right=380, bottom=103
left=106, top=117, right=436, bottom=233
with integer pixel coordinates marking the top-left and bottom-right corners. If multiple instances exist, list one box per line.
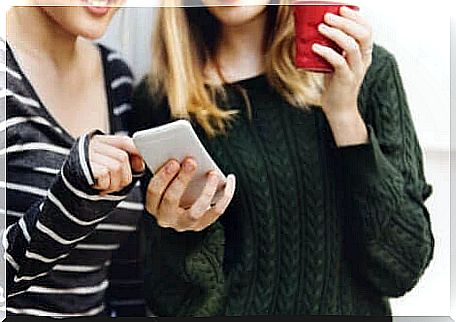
left=130, top=154, right=145, bottom=174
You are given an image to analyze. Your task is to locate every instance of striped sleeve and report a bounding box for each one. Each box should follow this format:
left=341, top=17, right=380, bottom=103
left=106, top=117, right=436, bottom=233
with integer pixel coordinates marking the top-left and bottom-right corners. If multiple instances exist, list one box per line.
left=2, top=130, right=139, bottom=297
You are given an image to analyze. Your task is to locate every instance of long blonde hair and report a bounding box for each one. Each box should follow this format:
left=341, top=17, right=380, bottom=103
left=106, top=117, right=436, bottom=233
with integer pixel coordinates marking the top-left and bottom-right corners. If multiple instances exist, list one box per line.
left=149, top=0, right=324, bottom=136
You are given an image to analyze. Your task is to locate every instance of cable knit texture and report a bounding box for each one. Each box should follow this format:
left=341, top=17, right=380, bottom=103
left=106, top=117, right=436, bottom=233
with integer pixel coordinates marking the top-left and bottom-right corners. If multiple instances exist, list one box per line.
left=130, top=44, right=434, bottom=316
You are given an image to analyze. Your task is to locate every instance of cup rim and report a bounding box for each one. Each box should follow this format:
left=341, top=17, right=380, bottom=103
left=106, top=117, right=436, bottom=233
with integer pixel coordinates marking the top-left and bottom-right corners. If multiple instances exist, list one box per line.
left=292, top=0, right=358, bottom=6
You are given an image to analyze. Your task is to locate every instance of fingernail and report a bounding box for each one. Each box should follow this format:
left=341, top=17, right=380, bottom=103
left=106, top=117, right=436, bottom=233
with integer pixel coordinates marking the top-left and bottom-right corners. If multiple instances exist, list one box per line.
left=312, top=43, right=322, bottom=51
left=140, top=161, right=146, bottom=171
left=184, top=160, right=195, bottom=172
left=208, top=172, right=219, bottom=182
left=325, top=12, right=335, bottom=20
left=166, top=161, right=179, bottom=174
left=228, top=174, right=236, bottom=185
left=318, top=23, right=328, bottom=31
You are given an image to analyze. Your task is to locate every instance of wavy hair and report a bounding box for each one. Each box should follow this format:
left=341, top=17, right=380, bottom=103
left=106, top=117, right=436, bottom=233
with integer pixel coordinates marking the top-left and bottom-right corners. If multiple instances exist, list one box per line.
left=149, top=0, right=324, bottom=136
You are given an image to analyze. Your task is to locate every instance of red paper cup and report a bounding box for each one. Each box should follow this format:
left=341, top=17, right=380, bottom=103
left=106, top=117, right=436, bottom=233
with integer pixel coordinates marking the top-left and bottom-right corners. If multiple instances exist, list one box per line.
left=293, top=0, right=360, bottom=73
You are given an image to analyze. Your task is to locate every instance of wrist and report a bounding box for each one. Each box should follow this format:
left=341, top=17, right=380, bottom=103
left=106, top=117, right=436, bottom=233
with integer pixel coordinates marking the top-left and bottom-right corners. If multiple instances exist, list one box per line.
left=324, top=109, right=369, bottom=147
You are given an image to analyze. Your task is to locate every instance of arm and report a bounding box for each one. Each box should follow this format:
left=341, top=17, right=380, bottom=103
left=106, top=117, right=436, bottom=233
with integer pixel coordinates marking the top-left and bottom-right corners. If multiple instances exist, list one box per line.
left=311, top=8, right=434, bottom=297
left=1, top=45, right=144, bottom=299
left=3, top=132, right=139, bottom=297
left=336, top=47, right=434, bottom=297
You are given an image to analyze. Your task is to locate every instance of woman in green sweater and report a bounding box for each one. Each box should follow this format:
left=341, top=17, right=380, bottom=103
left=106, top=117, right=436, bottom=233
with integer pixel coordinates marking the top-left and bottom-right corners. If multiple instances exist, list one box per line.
left=130, top=0, right=434, bottom=316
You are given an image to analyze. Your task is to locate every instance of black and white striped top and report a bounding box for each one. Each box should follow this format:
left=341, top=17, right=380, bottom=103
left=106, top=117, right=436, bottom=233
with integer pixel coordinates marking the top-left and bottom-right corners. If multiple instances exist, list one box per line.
left=1, top=40, right=145, bottom=317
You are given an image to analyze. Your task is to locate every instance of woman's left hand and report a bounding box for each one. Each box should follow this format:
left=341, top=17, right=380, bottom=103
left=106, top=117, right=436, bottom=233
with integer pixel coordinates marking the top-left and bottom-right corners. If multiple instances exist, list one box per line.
left=312, top=6, right=373, bottom=146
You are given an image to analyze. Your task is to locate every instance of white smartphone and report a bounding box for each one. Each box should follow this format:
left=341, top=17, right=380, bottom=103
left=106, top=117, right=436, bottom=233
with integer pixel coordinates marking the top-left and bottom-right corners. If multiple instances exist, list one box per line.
left=132, top=120, right=226, bottom=208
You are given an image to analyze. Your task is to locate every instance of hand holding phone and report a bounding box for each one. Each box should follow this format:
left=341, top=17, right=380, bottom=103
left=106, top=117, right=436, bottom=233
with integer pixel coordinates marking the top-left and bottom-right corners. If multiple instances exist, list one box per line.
left=145, top=157, right=236, bottom=232
left=133, top=120, right=236, bottom=231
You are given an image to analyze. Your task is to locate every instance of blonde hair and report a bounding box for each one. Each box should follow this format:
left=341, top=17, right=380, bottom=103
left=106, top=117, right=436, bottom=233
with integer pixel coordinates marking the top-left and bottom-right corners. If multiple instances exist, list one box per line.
left=149, top=0, right=324, bottom=136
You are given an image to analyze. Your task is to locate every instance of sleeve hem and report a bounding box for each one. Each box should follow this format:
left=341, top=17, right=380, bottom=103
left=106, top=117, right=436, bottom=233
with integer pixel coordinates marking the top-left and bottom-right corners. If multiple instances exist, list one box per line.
left=336, top=125, right=402, bottom=186
left=79, top=129, right=104, bottom=186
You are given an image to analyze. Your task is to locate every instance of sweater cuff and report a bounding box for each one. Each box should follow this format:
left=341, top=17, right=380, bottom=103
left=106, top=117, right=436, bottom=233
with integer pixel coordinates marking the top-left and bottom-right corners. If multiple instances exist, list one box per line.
left=336, top=125, right=401, bottom=188
left=62, top=130, right=104, bottom=195
left=62, top=129, right=142, bottom=197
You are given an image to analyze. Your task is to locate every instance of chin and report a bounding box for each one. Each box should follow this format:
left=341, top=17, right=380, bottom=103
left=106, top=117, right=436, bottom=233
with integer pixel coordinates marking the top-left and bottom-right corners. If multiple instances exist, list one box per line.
left=77, top=25, right=110, bottom=40
left=40, top=0, right=120, bottom=40
left=207, top=5, right=268, bottom=27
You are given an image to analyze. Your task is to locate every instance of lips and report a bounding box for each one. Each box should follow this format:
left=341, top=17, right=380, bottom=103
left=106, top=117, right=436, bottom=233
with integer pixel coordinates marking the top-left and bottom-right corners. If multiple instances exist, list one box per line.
left=84, top=0, right=110, bottom=6
left=82, top=0, right=116, bottom=16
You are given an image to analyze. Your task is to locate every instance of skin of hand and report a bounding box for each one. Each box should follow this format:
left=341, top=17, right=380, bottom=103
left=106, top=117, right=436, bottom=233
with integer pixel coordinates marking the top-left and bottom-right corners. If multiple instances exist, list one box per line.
left=311, top=6, right=374, bottom=147
left=89, top=135, right=145, bottom=195
left=145, top=158, right=236, bottom=232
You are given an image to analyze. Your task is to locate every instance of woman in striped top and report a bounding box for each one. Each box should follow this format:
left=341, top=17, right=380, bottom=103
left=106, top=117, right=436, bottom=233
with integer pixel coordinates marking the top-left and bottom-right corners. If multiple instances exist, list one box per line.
left=2, top=1, right=146, bottom=317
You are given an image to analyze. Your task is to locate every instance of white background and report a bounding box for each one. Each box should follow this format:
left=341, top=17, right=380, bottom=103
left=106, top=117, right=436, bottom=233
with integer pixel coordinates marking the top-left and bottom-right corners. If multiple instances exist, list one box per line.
left=1, top=0, right=454, bottom=318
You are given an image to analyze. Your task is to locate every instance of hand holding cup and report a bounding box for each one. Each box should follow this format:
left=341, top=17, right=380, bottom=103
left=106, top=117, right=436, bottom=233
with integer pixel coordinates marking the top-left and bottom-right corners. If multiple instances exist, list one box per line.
left=311, top=5, right=373, bottom=146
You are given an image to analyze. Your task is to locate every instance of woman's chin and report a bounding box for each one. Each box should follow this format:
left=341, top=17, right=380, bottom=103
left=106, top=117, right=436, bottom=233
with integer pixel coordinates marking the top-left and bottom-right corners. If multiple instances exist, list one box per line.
left=77, top=24, right=110, bottom=40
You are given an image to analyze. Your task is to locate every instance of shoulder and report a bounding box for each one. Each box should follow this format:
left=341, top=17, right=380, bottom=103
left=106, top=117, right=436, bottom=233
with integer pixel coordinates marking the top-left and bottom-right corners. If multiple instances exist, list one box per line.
left=359, top=43, right=406, bottom=116
left=4, top=42, right=41, bottom=118
left=96, top=43, right=135, bottom=101
left=359, top=44, right=411, bottom=148
left=364, top=43, right=400, bottom=86
left=97, top=43, right=133, bottom=76
left=4, top=42, right=28, bottom=95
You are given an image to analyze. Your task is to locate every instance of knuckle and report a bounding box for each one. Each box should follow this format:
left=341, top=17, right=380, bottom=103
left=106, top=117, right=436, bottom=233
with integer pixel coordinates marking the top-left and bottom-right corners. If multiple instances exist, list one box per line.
left=91, top=134, right=102, bottom=143
left=348, top=40, right=359, bottom=53
left=89, top=143, right=101, bottom=154
left=187, top=211, right=200, bottom=222
left=342, top=75, right=354, bottom=85
left=121, top=136, right=132, bottom=146
left=123, top=176, right=133, bottom=187
left=112, top=162, right=123, bottom=173
left=334, top=59, right=345, bottom=68
left=98, top=167, right=109, bottom=178
left=146, top=185, right=157, bottom=198
left=120, top=151, right=129, bottom=164
left=177, top=173, right=189, bottom=184
left=157, top=221, right=169, bottom=229
left=359, top=31, right=370, bottom=43
left=204, top=190, right=215, bottom=199
left=97, top=179, right=108, bottom=190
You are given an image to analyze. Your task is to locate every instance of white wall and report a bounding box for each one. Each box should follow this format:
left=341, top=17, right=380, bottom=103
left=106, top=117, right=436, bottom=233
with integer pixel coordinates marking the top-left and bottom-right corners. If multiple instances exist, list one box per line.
left=99, top=3, right=453, bottom=317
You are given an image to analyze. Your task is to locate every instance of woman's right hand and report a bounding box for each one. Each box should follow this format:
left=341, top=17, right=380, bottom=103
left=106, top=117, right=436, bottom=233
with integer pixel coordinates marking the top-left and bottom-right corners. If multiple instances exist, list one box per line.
left=145, top=158, right=236, bottom=232
left=89, top=135, right=145, bottom=194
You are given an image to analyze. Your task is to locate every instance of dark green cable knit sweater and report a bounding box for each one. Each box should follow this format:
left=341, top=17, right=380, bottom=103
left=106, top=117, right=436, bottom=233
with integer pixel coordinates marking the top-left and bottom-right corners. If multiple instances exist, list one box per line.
left=129, top=44, right=434, bottom=316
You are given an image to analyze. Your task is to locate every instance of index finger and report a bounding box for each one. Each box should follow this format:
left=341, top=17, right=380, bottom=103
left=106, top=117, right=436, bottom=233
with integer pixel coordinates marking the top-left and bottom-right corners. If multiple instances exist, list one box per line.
left=96, top=135, right=142, bottom=156
left=324, top=12, right=371, bottom=46
left=339, top=6, right=371, bottom=30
